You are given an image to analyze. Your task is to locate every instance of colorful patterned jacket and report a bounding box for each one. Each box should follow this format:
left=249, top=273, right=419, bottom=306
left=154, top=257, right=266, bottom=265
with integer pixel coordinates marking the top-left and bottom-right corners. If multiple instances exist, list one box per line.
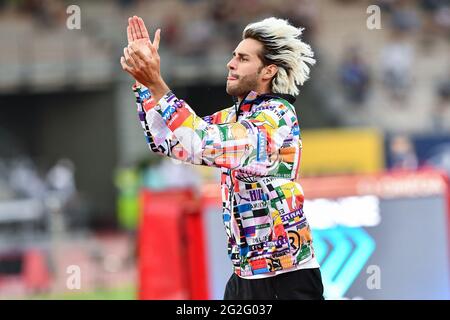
left=133, top=85, right=316, bottom=278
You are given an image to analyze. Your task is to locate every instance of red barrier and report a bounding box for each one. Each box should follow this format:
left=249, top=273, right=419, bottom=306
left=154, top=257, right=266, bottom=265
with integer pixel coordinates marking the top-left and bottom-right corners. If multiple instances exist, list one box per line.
left=138, top=189, right=209, bottom=300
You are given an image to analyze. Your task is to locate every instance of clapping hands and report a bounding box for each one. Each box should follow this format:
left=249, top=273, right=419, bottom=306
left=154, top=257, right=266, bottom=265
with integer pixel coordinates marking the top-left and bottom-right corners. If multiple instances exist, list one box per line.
left=120, top=16, right=163, bottom=90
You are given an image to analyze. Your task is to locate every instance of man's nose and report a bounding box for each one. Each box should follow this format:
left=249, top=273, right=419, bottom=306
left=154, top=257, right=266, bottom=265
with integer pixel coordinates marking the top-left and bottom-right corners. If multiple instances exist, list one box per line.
left=227, top=58, right=236, bottom=70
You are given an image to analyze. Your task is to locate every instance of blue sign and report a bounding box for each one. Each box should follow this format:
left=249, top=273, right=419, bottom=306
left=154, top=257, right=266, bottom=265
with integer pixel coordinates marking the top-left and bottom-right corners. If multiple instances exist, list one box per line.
left=313, top=227, right=376, bottom=298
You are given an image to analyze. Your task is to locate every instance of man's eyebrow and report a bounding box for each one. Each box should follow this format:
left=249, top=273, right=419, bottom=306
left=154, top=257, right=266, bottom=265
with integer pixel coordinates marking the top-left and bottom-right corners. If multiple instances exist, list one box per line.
left=232, top=51, right=251, bottom=58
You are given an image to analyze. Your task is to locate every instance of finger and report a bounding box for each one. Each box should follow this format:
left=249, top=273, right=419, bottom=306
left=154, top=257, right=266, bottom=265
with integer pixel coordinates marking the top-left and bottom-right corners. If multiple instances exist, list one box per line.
left=127, top=26, right=133, bottom=44
left=138, top=17, right=150, bottom=40
left=153, top=28, right=161, bottom=51
left=149, top=41, right=158, bottom=58
left=120, top=56, right=134, bottom=74
left=124, top=47, right=137, bottom=68
left=129, top=17, right=138, bottom=41
left=132, top=16, right=142, bottom=39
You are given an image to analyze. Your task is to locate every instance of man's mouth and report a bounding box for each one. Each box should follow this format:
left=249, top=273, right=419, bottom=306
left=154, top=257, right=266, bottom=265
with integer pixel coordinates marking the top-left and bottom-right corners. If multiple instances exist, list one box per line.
left=227, top=75, right=238, bottom=81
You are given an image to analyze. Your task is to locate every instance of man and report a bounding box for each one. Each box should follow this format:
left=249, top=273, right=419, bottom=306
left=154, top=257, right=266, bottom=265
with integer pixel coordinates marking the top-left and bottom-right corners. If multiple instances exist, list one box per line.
left=121, top=15, right=324, bottom=300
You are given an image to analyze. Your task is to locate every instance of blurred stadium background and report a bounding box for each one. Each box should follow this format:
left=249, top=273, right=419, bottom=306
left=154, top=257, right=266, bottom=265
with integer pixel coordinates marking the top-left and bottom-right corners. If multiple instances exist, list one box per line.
left=0, top=0, right=450, bottom=299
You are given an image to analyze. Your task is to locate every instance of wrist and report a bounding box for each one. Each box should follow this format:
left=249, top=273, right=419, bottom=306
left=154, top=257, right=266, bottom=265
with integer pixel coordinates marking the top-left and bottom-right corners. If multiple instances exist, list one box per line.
left=146, top=78, right=170, bottom=103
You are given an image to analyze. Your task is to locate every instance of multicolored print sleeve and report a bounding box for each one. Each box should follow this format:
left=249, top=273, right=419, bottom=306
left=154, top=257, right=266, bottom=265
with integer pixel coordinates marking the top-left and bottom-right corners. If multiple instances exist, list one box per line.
left=153, top=91, right=296, bottom=175
left=134, top=84, right=181, bottom=158
left=133, top=85, right=233, bottom=161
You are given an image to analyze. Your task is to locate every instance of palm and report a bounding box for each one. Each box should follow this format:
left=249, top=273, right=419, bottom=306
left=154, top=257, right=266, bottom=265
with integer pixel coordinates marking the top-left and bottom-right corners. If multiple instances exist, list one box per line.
left=133, top=37, right=148, bottom=45
left=122, top=16, right=162, bottom=87
left=127, top=17, right=154, bottom=56
left=128, top=17, right=151, bottom=45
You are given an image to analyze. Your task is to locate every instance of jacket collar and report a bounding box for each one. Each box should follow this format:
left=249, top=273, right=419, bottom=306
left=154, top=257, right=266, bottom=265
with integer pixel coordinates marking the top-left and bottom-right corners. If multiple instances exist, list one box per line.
left=241, top=90, right=296, bottom=106
left=234, top=90, right=296, bottom=119
left=259, top=92, right=296, bottom=104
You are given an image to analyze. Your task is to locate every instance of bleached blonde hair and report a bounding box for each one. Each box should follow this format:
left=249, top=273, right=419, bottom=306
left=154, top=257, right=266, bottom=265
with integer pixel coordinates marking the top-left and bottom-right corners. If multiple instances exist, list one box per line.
left=243, top=17, right=316, bottom=96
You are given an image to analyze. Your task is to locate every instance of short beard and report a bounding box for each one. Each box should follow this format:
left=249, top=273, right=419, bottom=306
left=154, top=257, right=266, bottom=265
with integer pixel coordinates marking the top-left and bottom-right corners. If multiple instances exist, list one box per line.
left=226, top=69, right=262, bottom=98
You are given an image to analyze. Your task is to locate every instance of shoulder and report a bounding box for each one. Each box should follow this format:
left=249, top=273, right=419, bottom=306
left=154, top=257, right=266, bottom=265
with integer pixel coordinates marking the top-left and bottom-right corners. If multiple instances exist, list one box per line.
left=254, top=97, right=297, bottom=121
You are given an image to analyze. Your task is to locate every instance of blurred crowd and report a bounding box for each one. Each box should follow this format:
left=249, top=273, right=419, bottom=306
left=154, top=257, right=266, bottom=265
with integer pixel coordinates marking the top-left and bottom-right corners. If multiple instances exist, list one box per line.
left=0, top=157, right=88, bottom=230
left=341, top=0, right=450, bottom=97
left=337, top=0, right=450, bottom=133
left=0, top=0, right=68, bottom=28
left=2, top=0, right=448, bottom=132
left=0, top=0, right=318, bottom=55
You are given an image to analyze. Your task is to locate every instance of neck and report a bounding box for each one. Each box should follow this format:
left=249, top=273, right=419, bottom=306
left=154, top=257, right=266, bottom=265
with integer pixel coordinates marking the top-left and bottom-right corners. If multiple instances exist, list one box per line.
left=237, top=88, right=271, bottom=103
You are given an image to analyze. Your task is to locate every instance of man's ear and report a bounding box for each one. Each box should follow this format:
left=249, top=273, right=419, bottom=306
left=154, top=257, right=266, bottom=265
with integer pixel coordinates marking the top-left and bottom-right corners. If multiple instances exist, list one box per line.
left=262, top=64, right=278, bottom=80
